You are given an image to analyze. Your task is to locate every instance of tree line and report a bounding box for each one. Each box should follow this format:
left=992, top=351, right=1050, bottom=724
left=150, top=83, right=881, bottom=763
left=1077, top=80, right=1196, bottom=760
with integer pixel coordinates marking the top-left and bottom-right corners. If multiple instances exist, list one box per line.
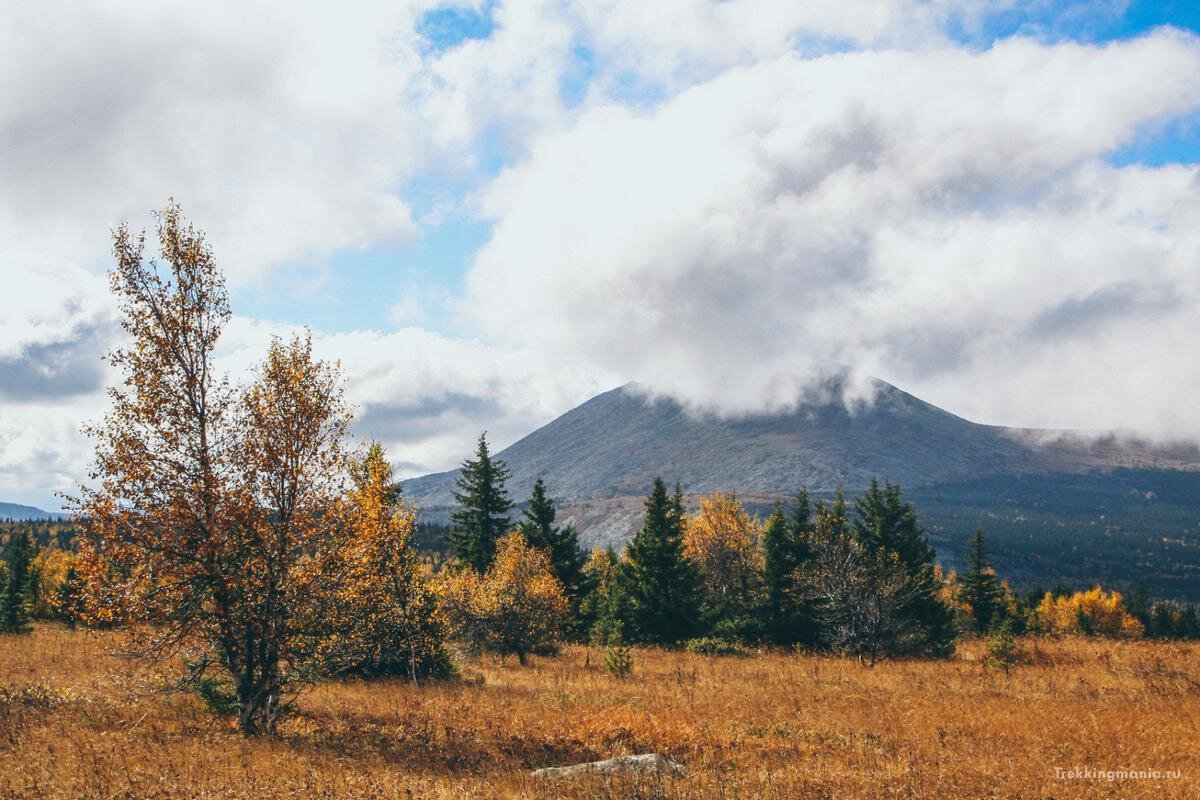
left=441, top=438, right=1199, bottom=668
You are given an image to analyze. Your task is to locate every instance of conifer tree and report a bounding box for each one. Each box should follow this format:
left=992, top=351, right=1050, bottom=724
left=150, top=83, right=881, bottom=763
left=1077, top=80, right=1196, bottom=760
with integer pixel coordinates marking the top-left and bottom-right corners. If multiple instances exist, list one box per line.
left=961, top=528, right=1003, bottom=633
left=450, top=432, right=513, bottom=572
left=621, top=477, right=701, bottom=645
left=853, top=480, right=933, bottom=571
left=790, top=487, right=816, bottom=540
left=1150, top=601, right=1176, bottom=638
left=55, top=566, right=85, bottom=629
left=763, top=489, right=816, bottom=645
left=518, top=477, right=587, bottom=630
left=1, top=529, right=36, bottom=634
left=582, top=547, right=631, bottom=646
left=1177, top=604, right=1200, bottom=639
left=670, top=482, right=685, bottom=526
left=852, top=480, right=955, bottom=656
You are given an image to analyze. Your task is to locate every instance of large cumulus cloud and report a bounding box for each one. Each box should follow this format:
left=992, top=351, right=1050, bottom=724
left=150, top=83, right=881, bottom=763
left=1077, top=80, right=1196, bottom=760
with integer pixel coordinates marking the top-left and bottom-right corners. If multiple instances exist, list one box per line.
left=466, top=30, right=1200, bottom=435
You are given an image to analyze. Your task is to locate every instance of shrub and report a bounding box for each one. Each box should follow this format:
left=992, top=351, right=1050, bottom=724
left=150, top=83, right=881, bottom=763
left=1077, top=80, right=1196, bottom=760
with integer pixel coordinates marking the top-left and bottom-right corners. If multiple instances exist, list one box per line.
left=985, top=620, right=1019, bottom=675
left=1035, top=588, right=1144, bottom=638
left=603, top=627, right=635, bottom=678
left=438, top=532, right=569, bottom=665
left=314, top=444, right=452, bottom=682
left=685, top=636, right=753, bottom=657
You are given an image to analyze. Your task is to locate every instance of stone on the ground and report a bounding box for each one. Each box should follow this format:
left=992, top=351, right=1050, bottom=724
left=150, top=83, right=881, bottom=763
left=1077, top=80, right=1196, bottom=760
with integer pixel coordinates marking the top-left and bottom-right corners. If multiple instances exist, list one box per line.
left=530, top=753, right=685, bottom=779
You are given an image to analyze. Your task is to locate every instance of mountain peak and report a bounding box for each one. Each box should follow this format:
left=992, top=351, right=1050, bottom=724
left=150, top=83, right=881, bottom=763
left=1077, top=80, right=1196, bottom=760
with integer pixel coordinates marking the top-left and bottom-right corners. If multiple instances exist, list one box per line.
left=404, top=375, right=1192, bottom=512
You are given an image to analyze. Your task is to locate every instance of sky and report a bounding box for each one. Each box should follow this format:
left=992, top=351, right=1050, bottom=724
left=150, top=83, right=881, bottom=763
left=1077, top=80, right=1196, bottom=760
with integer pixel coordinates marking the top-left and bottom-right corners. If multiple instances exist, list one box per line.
left=2, top=0, right=1200, bottom=510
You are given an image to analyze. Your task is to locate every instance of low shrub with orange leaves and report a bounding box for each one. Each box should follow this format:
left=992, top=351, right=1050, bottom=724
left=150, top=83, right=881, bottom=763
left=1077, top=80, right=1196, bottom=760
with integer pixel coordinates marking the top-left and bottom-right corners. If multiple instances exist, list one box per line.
left=2, top=624, right=1198, bottom=799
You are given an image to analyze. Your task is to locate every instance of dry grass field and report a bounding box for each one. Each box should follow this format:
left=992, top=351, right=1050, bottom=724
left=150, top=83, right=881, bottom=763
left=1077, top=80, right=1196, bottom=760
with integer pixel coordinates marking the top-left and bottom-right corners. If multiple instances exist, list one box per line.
left=1, top=625, right=1197, bottom=799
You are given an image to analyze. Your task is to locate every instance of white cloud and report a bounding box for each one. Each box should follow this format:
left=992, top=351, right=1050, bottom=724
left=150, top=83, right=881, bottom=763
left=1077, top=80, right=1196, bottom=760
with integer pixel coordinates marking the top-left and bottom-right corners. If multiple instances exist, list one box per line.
left=466, top=30, right=1200, bottom=436
left=218, top=317, right=616, bottom=478
left=3, top=2, right=1200, bottom=508
left=568, top=0, right=995, bottom=90
left=0, top=2, right=433, bottom=280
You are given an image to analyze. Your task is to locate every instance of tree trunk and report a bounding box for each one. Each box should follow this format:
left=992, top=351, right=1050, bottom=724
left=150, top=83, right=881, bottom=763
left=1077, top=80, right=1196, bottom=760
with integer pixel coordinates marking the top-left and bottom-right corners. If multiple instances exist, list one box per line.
left=235, top=655, right=282, bottom=735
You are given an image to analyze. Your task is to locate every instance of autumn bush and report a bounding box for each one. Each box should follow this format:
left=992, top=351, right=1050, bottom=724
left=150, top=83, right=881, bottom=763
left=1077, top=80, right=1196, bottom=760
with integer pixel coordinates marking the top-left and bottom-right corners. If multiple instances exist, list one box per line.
left=1034, top=587, right=1145, bottom=638
left=312, top=444, right=452, bottom=681
left=438, top=531, right=569, bottom=664
left=683, top=491, right=763, bottom=636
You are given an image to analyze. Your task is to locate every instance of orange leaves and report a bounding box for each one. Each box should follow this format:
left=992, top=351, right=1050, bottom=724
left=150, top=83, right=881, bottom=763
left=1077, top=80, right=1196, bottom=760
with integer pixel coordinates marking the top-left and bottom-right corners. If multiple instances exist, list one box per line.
left=72, top=202, right=358, bottom=732
left=437, top=531, right=568, bottom=664
left=683, top=492, right=762, bottom=610
left=315, top=443, right=449, bottom=679
left=1035, top=587, right=1145, bottom=638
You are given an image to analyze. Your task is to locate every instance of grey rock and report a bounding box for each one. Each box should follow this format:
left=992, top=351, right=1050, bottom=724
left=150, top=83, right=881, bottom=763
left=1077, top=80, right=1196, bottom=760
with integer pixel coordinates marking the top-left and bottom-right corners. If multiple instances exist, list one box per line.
left=530, top=753, right=685, bottom=779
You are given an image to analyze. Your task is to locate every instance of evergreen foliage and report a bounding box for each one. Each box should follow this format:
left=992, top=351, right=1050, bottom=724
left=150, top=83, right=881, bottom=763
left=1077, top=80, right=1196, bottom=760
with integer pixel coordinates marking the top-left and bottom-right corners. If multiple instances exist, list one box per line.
left=985, top=618, right=1018, bottom=675
left=449, top=432, right=513, bottom=573
left=583, top=548, right=632, bottom=647
left=762, top=489, right=817, bottom=646
left=602, top=624, right=634, bottom=678
left=517, top=478, right=587, bottom=633
left=55, top=566, right=85, bottom=628
left=852, top=480, right=956, bottom=656
left=961, top=528, right=1004, bottom=633
left=1, top=529, right=36, bottom=634
left=621, top=478, right=702, bottom=645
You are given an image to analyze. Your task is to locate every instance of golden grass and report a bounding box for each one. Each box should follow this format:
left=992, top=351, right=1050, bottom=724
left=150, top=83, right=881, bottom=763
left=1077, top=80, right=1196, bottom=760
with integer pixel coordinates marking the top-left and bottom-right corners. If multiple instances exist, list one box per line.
left=2, top=625, right=1198, bottom=798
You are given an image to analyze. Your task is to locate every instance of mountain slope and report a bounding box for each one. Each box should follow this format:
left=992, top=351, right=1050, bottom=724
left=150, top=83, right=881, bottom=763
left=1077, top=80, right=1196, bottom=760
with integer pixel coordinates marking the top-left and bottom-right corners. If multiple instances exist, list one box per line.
left=403, top=378, right=1194, bottom=508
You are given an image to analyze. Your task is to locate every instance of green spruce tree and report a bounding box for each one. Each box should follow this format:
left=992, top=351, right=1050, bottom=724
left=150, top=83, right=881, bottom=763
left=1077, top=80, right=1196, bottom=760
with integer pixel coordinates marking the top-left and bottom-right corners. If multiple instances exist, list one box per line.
left=588, top=552, right=632, bottom=642
left=449, top=432, right=513, bottom=572
left=1, top=530, right=36, bottom=634
left=961, top=528, right=1004, bottom=633
left=852, top=480, right=955, bottom=656
left=518, top=477, right=587, bottom=634
left=762, top=489, right=817, bottom=646
left=622, top=478, right=701, bottom=645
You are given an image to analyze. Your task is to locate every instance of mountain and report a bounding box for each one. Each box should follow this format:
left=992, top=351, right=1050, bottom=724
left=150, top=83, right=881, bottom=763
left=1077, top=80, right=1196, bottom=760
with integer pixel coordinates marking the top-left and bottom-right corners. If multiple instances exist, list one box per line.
left=403, top=377, right=1200, bottom=599
left=403, top=377, right=1197, bottom=507
left=0, top=501, right=66, bottom=521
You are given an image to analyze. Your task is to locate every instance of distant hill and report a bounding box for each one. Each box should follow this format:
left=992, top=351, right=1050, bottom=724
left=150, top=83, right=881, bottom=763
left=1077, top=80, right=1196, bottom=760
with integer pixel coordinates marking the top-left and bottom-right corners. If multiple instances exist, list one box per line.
left=402, top=377, right=1200, bottom=599
left=403, top=377, right=1198, bottom=506
left=0, top=501, right=66, bottom=521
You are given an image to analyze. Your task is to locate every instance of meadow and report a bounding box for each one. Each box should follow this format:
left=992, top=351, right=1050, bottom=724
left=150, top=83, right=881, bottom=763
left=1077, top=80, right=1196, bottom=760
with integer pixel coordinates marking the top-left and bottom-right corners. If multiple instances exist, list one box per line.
left=1, top=626, right=1197, bottom=799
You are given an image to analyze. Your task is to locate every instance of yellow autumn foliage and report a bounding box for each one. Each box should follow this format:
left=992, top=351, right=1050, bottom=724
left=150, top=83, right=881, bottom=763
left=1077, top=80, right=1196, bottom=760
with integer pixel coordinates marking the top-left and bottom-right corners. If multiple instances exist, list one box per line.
left=437, top=531, right=568, bottom=665
left=1035, top=587, right=1144, bottom=639
left=316, top=443, right=449, bottom=680
left=683, top=491, right=762, bottom=613
left=29, top=548, right=77, bottom=620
